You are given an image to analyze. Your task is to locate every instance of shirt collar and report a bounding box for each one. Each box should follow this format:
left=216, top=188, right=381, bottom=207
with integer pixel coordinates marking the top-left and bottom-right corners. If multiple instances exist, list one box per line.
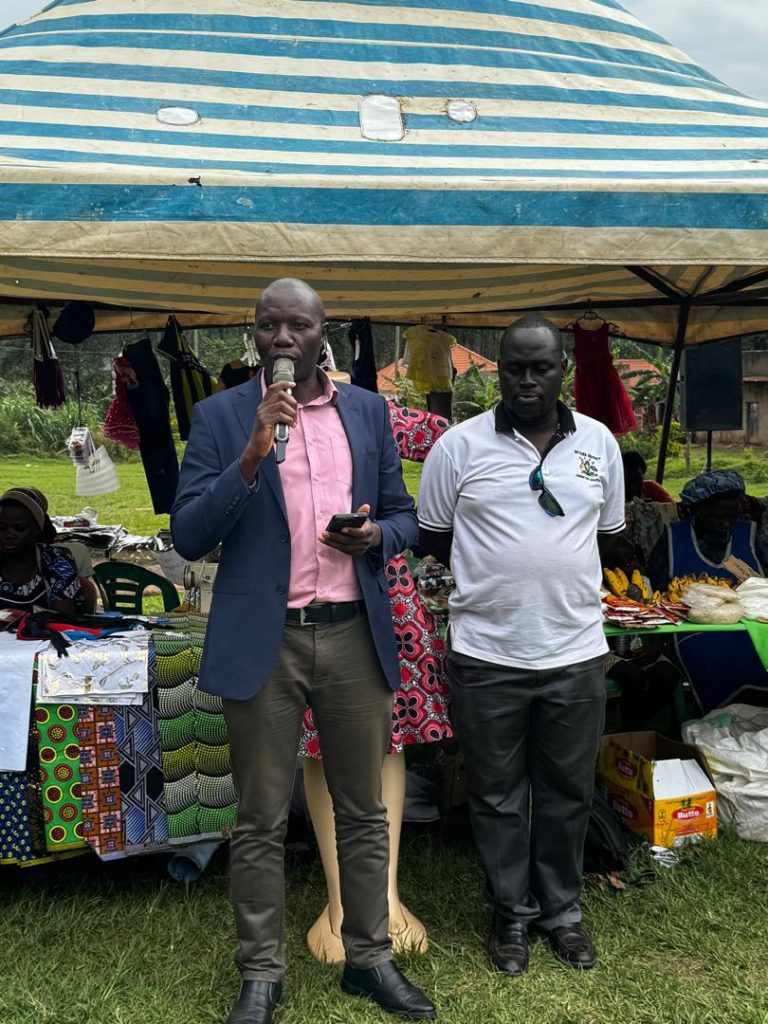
left=494, top=400, right=576, bottom=437
left=258, top=366, right=337, bottom=406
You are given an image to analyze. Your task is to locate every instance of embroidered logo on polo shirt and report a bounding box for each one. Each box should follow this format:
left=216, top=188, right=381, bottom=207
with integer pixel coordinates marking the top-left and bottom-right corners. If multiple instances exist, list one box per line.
left=576, top=451, right=600, bottom=480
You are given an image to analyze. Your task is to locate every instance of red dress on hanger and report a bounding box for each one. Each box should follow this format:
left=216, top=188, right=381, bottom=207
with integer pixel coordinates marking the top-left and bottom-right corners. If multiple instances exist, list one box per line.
left=572, top=322, right=637, bottom=435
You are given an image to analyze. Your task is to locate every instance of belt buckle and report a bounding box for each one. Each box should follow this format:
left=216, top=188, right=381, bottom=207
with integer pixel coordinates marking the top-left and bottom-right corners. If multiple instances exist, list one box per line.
left=298, top=606, right=310, bottom=626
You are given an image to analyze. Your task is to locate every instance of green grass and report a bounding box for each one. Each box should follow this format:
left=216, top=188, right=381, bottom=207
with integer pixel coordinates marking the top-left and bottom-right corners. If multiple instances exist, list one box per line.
left=1, top=443, right=764, bottom=543
left=0, top=828, right=767, bottom=1024
left=0, top=457, right=170, bottom=537
left=0, top=457, right=423, bottom=537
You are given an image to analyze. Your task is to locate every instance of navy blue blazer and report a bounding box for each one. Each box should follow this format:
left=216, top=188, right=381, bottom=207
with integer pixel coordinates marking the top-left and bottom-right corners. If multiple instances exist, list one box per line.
left=171, top=371, right=418, bottom=700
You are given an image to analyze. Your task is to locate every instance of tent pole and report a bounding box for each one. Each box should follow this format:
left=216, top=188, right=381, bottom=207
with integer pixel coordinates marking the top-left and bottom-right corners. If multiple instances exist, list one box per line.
left=656, top=303, right=690, bottom=485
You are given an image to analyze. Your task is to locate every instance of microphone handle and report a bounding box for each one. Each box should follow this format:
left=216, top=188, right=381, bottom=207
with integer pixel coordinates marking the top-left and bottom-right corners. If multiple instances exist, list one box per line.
left=274, top=386, right=292, bottom=464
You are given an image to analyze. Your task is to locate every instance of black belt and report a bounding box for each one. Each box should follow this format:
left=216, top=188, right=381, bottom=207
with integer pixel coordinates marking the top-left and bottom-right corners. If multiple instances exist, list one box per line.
left=285, top=600, right=366, bottom=626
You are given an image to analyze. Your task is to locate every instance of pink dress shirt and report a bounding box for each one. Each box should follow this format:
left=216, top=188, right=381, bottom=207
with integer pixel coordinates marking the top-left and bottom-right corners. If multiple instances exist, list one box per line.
left=264, top=369, right=362, bottom=608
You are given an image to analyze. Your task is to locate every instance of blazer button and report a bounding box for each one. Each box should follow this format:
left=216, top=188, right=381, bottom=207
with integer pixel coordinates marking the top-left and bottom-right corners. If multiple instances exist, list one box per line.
left=276, top=585, right=286, bottom=595
left=280, top=534, right=289, bottom=544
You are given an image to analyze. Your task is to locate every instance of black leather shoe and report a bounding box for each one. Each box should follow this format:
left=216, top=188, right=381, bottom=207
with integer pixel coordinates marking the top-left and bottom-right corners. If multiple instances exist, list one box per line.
left=540, top=925, right=597, bottom=969
left=226, top=980, right=283, bottom=1024
left=341, top=960, right=436, bottom=1020
left=488, top=915, right=529, bottom=976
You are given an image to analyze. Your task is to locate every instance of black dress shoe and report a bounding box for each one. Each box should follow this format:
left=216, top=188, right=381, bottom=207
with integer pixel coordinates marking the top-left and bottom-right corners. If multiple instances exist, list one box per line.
left=341, top=960, right=436, bottom=1020
left=540, top=924, right=597, bottom=969
left=488, top=915, right=529, bottom=976
left=226, top=980, right=283, bottom=1024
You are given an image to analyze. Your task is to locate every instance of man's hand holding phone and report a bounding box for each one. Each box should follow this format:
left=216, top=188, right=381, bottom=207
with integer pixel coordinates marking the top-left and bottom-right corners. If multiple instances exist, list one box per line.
left=321, top=504, right=382, bottom=556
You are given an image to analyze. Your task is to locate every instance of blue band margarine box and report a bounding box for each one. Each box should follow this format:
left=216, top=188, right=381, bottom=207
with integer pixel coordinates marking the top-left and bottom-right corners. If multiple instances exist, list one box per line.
left=599, top=732, right=717, bottom=848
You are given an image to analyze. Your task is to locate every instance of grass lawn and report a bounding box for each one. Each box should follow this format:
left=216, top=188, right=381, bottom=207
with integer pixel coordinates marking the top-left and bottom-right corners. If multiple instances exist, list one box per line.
left=2, top=443, right=766, bottom=540
left=1, top=828, right=767, bottom=1024
left=0, top=457, right=171, bottom=537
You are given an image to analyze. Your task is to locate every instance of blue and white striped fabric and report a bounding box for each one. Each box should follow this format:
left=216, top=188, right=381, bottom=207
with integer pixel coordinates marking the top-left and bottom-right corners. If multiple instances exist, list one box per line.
left=0, top=0, right=767, bottom=343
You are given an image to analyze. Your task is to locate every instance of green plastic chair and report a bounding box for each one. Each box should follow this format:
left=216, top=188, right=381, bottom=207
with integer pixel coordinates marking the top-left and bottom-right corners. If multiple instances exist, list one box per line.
left=93, top=560, right=180, bottom=614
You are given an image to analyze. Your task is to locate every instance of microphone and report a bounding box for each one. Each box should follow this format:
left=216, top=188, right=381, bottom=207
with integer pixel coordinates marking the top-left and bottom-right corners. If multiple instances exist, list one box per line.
left=272, top=357, right=295, bottom=464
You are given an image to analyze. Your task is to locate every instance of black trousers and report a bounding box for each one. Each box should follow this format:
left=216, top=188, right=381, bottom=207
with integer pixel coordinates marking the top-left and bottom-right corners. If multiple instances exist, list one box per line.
left=447, top=650, right=606, bottom=929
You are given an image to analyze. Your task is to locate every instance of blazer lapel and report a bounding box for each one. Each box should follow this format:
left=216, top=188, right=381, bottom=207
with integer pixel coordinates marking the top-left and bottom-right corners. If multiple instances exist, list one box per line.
left=335, top=384, right=365, bottom=508
left=235, top=370, right=287, bottom=521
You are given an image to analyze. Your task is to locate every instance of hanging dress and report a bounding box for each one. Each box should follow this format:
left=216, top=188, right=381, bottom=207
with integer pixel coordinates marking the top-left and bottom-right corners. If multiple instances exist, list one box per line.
left=299, top=403, right=453, bottom=758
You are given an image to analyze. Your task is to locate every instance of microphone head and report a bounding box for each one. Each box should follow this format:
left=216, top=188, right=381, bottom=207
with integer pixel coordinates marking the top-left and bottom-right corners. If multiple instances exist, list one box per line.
left=272, top=357, right=295, bottom=385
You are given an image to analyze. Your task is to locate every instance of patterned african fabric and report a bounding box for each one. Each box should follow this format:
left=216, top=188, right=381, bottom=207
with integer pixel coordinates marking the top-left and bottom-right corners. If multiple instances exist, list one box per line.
left=0, top=772, right=44, bottom=865
left=75, top=706, right=123, bottom=858
left=300, top=403, right=452, bottom=759
left=154, top=626, right=236, bottom=841
left=387, top=403, right=450, bottom=462
left=113, top=641, right=168, bottom=853
left=35, top=703, right=87, bottom=852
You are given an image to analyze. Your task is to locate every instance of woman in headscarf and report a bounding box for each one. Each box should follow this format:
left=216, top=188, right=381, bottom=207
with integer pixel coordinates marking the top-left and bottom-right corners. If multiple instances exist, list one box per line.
left=0, top=488, right=82, bottom=613
left=647, top=470, right=766, bottom=711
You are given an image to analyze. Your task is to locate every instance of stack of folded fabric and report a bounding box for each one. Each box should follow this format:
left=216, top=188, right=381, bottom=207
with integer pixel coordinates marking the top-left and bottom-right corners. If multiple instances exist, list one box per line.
left=36, top=633, right=150, bottom=705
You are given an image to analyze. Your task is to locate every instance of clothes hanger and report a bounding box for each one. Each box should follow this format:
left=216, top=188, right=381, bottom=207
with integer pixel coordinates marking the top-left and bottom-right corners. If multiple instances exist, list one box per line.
left=563, top=302, right=625, bottom=336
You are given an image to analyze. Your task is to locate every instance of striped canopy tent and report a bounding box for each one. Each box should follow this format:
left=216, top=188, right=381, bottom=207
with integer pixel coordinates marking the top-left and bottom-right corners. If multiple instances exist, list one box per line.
left=0, top=0, right=767, bottom=349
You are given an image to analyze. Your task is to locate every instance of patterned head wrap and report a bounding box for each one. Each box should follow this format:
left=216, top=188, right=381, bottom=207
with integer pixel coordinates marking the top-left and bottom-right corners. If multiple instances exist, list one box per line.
left=680, top=470, right=746, bottom=508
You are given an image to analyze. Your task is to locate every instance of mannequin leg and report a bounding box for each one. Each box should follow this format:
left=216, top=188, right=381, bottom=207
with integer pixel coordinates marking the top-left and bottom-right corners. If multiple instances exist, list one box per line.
left=380, top=752, right=429, bottom=954
left=303, top=752, right=428, bottom=963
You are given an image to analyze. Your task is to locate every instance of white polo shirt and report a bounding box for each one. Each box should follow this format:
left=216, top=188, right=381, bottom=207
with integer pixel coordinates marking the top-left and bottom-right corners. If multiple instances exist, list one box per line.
left=418, top=404, right=625, bottom=671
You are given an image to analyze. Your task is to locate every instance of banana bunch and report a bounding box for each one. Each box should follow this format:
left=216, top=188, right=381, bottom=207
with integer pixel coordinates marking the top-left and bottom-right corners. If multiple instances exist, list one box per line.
left=665, top=573, right=732, bottom=603
left=603, top=567, right=650, bottom=601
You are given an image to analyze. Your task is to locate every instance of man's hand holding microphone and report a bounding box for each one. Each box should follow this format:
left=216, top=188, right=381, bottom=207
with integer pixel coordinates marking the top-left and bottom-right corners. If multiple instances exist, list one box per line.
left=238, top=357, right=297, bottom=483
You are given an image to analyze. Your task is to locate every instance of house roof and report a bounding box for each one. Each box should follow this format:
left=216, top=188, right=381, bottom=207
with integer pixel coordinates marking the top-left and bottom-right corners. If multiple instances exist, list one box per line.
left=614, top=358, right=662, bottom=388
left=378, top=343, right=496, bottom=393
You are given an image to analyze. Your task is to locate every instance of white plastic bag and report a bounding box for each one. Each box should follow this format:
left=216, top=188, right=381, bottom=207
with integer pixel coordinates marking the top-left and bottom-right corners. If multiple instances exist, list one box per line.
left=683, top=704, right=768, bottom=842
left=682, top=582, right=744, bottom=625
left=75, top=445, right=120, bottom=496
left=736, top=577, right=768, bottom=620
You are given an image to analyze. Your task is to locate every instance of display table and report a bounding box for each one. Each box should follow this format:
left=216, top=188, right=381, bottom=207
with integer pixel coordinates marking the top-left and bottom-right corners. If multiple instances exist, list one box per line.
left=605, top=619, right=768, bottom=670
left=0, top=614, right=235, bottom=868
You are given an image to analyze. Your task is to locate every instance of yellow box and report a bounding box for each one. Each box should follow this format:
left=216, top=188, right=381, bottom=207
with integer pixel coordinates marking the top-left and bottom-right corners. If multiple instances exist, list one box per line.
left=599, top=732, right=717, bottom=848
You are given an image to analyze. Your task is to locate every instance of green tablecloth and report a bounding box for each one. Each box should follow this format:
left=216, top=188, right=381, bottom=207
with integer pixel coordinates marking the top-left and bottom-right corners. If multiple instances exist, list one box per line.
left=604, top=619, right=768, bottom=671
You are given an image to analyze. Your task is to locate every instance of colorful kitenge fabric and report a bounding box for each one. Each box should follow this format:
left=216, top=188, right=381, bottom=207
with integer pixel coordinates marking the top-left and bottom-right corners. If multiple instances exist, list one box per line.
left=387, top=403, right=450, bottom=462
left=300, top=403, right=453, bottom=759
left=35, top=703, right=87, bottom=852
left=75, top=706, right=123, bottom=857
left=0, top=772, right=43, bottom=864
left=154, top=629, right=236, bottom=840
left=113, top=641, right=168, bottom=852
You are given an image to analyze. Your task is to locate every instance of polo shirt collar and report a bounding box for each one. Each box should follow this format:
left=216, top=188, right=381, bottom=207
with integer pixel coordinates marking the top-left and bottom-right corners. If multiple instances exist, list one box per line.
left=494, top=400, right=576, bottom=436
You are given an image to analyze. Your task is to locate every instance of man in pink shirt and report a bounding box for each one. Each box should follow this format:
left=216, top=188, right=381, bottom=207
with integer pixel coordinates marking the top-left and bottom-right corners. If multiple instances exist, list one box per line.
left=172, top=279, right=432, bottom=1024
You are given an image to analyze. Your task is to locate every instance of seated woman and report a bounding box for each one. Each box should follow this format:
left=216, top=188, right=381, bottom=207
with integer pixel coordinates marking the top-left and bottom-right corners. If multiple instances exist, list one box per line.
left=15, top=487, right=98, bottom=613
left=622, top=450, right=674, bottom=503
left=0, top=488, right=83, bottom=614
left=647, top=469, right=766, bottom=712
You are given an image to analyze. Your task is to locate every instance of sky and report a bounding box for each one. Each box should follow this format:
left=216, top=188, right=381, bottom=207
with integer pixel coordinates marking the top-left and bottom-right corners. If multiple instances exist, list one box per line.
left=1, top=0, right=767, bottom=102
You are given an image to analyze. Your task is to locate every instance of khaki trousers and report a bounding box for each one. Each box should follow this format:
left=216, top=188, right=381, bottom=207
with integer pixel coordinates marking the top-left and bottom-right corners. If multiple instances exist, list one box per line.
left=223, top=616, right=394, bottom=980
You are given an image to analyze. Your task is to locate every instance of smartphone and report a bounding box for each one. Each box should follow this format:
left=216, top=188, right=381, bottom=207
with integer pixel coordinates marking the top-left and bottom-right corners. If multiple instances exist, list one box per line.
left=325, top=512, right=368, bottom=533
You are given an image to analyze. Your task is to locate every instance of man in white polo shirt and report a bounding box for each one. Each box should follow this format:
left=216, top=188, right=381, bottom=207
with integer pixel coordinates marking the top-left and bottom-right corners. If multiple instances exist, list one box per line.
left=418, top=313, right=624, bottom=976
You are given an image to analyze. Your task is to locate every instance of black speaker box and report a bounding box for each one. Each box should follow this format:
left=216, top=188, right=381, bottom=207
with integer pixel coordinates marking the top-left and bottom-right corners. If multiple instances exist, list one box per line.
left=680, top=337, right=743, bottom=432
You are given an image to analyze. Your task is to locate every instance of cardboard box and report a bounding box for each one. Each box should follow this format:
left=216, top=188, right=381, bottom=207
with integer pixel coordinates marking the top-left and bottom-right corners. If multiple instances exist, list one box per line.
left=598, top=732, right=717, bottom=848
